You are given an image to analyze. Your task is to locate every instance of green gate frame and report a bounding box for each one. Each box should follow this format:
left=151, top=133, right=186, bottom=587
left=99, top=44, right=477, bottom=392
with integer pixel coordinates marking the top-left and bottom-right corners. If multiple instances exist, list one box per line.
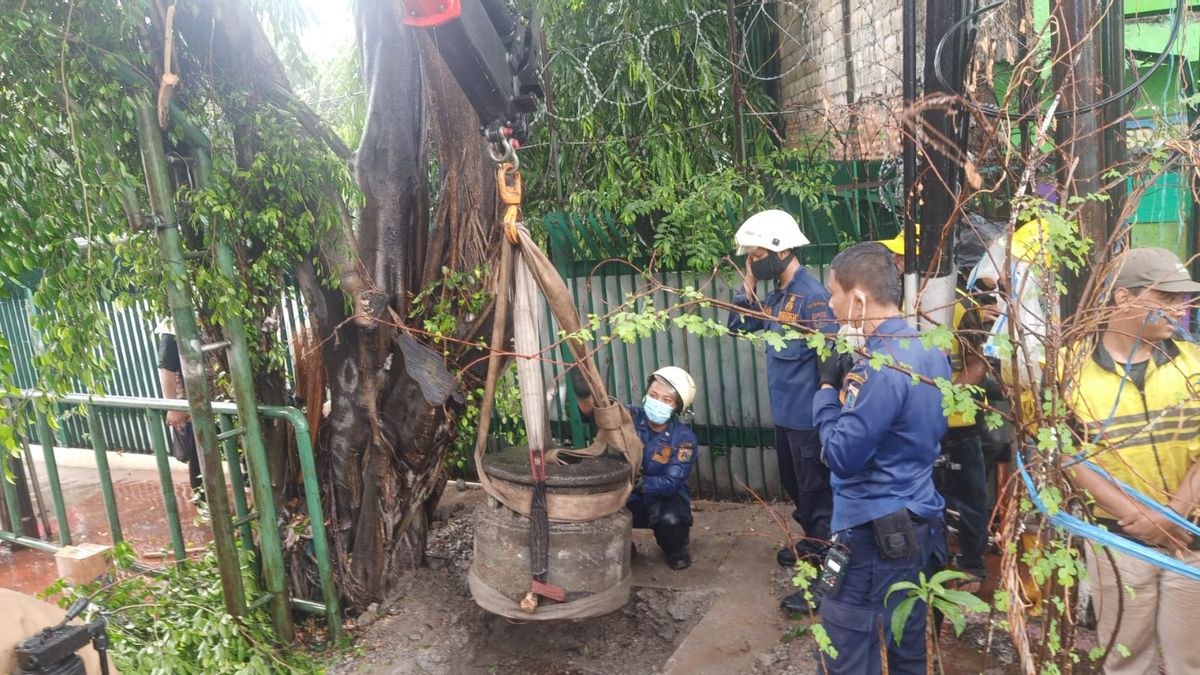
left=1, top=391, right=340, bottom=638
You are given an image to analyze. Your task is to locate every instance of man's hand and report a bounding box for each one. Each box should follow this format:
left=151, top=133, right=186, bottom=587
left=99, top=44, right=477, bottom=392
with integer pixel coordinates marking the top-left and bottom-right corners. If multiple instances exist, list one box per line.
left=1119, top=508, right=1187, bottom=550
left=979, top=302, right=1002, bottom=323
left=166, top=409, right=190, bottom=430
left=818, top=352, right=855, bottom=389
left=742, top=256, right=757, bottom=297
left=570, top=369, right=592, bottom=401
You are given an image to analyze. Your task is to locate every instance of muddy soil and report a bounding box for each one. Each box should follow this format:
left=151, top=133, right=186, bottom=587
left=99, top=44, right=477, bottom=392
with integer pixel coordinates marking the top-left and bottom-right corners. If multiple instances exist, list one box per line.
left=331, top=497, right=714, bottom=675
left=332, top=491, right=1099, bottom=675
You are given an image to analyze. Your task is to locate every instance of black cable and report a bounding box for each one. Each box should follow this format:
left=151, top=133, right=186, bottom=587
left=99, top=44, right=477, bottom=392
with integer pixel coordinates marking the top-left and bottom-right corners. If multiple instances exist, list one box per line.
left=933, top=0, right=1186, bottom=118
left=90, top=619, right=110, bottom=675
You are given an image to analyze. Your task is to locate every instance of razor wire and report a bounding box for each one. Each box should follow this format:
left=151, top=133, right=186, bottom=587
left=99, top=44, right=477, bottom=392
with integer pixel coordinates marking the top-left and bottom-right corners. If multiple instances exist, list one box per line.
left=540, top=0, right=910, bottom=123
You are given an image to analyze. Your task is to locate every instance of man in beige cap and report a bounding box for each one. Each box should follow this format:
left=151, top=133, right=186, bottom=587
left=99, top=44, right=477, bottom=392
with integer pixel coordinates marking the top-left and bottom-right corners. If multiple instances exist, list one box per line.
left=1062, top=247, right=1200, bottom=674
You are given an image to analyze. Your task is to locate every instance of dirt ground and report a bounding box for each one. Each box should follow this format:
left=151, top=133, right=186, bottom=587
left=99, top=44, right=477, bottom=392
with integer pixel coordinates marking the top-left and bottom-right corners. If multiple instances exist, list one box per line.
left=331, top=489, right=1067, bottom=675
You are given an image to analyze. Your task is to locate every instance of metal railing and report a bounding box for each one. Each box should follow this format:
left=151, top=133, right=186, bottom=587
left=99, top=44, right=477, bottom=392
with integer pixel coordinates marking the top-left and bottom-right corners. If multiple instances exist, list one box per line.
left=0, top=285, right=309, bottom=458
left=1, top=391, right=341, bottom=639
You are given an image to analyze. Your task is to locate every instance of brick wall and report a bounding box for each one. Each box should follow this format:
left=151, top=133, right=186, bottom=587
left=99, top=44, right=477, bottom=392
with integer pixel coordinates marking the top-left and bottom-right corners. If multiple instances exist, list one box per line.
left=777, top=0, right=912, bottom=159
left=776, top=0, right=1019, bottom=160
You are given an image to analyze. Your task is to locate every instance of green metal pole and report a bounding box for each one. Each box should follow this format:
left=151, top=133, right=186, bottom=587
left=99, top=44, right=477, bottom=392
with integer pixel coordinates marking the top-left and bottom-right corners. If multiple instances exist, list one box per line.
left=1, top=452, right=22, bottom=537
left=135, top=99, right=246, bottom=618
left=35, top=411, right=70, bottom=545
left=217, top=415, right=255, bottom=551
left=146, top=410, right=187, bottom=563
left=274, top=408, right=341, bottom=639
left=184, top=125, right=294, bottom=641
left=15, top=388, right=340, bottom=633
left=84, top=406, right=123, bottom=543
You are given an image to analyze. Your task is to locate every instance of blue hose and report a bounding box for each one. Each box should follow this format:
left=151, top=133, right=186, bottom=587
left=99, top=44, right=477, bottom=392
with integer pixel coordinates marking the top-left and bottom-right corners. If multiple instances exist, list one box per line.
left=1016, top=451, right=1200, bottom=580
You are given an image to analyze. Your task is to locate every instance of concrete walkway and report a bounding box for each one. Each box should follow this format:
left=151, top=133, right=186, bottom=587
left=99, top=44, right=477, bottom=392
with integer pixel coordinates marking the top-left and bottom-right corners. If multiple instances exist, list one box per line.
left=623, top=500, right=806, bottom=674
left=0, top=446, right=208, bottom=595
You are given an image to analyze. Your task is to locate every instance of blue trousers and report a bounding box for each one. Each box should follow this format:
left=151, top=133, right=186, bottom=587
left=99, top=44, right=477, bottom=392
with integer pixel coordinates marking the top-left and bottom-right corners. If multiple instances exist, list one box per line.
left=628, top=492, right=692, bottom=553
left=775, top=426, right=832, bottom=543
left=936, top=427, right=989, bottom=573
left=817, top=514, right=946, bottom=675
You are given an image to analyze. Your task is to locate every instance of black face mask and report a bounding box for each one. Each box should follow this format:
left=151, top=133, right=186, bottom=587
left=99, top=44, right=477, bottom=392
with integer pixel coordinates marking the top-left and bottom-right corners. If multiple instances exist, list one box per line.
left=750, top=251, right=790, bottom=282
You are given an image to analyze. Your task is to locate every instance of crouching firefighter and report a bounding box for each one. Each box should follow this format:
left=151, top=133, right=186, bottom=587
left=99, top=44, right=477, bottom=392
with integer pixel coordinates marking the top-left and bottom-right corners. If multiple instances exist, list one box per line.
left=811, top=243, right=950, bottom=674
left=574, top=366, right=699, bottom=570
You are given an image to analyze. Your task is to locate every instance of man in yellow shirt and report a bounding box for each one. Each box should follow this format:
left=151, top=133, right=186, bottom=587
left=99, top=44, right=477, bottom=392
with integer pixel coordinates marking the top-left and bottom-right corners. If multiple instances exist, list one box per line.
left=1064, top=247, right=1200, bottom=674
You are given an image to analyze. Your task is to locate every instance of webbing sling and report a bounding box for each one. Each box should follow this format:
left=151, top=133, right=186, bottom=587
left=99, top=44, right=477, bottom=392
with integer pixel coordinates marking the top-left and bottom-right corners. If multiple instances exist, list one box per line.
left=471, top=166, right=642, bottom=523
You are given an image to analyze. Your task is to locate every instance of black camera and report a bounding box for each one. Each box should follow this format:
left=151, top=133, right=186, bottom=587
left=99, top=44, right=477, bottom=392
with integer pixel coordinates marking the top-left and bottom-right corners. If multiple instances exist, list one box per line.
left=14, top=597, right=110, bottom=675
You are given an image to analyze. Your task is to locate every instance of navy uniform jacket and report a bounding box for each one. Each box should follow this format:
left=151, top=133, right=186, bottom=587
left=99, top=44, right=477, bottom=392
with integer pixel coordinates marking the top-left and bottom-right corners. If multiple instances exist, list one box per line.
left=627, top=405, right=699, bottom=502
left=727, top=269, right=837, bottom=430
left=812, top=317, right=950, bottom=532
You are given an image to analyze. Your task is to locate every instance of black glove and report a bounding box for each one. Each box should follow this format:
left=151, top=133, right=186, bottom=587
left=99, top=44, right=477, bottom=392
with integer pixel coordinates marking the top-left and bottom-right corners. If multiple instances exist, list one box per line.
left=818, top=352, right=855, bottom=388
left=570, top=368, right=592, bottom=400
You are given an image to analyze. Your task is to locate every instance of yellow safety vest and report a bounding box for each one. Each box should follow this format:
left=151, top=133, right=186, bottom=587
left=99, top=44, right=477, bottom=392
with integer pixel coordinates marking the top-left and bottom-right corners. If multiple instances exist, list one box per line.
left=1064, top=339, right=1200, bottom=516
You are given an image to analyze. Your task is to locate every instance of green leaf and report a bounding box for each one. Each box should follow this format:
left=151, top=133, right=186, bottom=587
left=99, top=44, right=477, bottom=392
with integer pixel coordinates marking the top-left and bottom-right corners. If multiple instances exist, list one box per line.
left=933, top=599, right=968, bottom=635
left=937, top=588, right=989, bottom=613
left=890, top=596, right=919, bottom=645
left=884, top=580, right=920, bottom=603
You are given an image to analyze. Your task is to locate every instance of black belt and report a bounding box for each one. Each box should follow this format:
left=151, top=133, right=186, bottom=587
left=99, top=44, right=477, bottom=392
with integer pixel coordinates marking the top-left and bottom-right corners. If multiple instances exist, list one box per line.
left=1095, top=517, right=1200, bottom=551
left=849, top=511, right=935, bottom=531
left=943, top=425, right=980, bottom=440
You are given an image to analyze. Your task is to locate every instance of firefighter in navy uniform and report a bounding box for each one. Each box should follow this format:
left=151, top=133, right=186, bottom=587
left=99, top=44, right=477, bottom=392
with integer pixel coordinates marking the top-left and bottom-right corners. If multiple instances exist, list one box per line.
left=811, top=243, right=950, bottom=674
left=726, top=210, right=838, bottom=601
left=879, top=230, right=992, bottom=588
left=574, top=366, right=699, bottom=570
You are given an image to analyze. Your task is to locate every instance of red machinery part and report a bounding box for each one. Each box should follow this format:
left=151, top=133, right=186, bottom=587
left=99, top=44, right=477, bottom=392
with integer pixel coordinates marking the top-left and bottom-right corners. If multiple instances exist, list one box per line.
left=400, top=0, right=462, bottom=27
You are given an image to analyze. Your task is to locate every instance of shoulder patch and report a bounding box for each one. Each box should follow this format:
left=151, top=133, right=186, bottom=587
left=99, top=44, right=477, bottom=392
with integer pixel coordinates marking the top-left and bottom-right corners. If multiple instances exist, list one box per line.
left=676, top=441, right=695, bottom=463
left=840, top=371, right=866, bottom=408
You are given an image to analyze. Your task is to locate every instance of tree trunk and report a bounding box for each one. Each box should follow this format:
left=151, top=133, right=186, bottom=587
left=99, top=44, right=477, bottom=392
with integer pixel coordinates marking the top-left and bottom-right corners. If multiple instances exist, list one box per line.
left=171, top=0, right=502, bottom=610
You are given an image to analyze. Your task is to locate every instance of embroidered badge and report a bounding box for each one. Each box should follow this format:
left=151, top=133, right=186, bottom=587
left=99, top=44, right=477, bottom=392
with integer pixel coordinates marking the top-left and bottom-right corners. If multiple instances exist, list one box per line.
left=652, top=445, right=673, bottom=464
left=840, top=371, right=866, bottom=409
left=676, top=442, right=695, bottom=463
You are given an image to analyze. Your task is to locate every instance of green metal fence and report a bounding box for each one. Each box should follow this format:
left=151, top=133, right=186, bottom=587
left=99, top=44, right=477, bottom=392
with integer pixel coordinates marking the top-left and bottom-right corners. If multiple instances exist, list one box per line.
left=0, top=391, right=341, bottom=638
left=0, top=284, right=310, bottom=455
left=539, top=161, right=900, bottom=501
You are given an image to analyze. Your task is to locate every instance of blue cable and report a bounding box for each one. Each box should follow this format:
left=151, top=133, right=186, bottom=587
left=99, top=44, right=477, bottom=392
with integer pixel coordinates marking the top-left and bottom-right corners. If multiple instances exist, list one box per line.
left=1092, top=314, right=1146, bottom=440
left=1072, top=456, right=1200, bottom=536
left=1016, top=451, right=1200, bottom=581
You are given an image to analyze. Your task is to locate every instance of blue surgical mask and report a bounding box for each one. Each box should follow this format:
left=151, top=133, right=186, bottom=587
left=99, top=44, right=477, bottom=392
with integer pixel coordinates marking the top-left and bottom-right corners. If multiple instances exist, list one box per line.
left=642, top=396, right=674, bottom=425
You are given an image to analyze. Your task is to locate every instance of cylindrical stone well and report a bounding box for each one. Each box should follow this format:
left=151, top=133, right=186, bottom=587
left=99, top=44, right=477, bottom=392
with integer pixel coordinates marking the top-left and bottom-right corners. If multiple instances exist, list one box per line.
left=468, top=447, right=633, bottom=620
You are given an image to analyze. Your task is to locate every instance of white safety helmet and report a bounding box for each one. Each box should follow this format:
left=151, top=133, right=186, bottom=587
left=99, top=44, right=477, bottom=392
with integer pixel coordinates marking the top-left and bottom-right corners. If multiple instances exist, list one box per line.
left=648, top=366, right=697, bottom=413
left=734, top=209, right=810, bottom=255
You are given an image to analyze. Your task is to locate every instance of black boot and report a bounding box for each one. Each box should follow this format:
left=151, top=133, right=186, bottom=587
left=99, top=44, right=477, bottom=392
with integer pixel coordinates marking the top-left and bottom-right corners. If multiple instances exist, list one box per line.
left=666, top=546, right=691, bottom=570
left=780, top=590, right=817, bottom=615
left=777, top=546, right=798, bottom=568
left=777, top=541, right=826, bottom=568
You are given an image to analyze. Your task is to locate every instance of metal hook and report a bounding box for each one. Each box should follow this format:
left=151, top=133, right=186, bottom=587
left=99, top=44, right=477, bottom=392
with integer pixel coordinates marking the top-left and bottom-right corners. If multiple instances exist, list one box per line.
left=488, top=137, right=518, bottom=170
